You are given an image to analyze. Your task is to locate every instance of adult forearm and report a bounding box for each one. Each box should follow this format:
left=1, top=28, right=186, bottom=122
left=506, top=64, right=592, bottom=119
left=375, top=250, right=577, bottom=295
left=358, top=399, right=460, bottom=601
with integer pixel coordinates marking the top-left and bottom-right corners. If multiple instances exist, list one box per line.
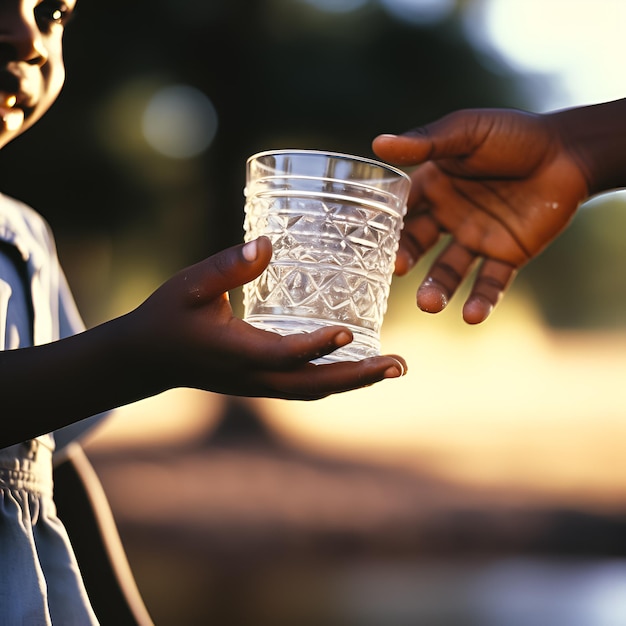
left=0, top=313, right=165, bottom=447
left=550, top=98, right=626, bottom=196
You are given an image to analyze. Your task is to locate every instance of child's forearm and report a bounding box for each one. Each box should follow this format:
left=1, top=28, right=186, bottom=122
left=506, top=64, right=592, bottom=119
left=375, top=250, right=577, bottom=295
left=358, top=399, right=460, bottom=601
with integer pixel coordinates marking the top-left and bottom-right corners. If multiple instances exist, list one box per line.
left=0, top=313, right=164, bottom=448
left=550, top=98, right=626, bottom=196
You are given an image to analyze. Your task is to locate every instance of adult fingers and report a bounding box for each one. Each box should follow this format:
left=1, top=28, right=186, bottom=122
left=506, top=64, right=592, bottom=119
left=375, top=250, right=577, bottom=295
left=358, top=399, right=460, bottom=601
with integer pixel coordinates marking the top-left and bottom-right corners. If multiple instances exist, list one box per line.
left=373, top=133, right=434, bottom=166
left=373, top=110, right=483, bottom=166
left=416, top=241, right=477, bottom=314
left=462, top=259, right=517, bottom=324
left=395, top=212, right=441, bottom=276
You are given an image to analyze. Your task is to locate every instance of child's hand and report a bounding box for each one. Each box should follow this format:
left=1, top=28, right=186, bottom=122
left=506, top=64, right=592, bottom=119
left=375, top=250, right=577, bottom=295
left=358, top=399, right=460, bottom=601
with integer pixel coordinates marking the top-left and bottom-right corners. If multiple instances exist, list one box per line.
left=373, top=108, right=589, bottom=323
left=131, top=236, right=406, bottom=400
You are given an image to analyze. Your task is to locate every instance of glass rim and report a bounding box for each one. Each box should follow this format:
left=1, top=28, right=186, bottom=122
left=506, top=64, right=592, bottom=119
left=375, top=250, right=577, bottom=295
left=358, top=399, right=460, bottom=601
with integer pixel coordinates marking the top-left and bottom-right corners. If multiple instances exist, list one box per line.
left=247, top=148, right=411, bottom=183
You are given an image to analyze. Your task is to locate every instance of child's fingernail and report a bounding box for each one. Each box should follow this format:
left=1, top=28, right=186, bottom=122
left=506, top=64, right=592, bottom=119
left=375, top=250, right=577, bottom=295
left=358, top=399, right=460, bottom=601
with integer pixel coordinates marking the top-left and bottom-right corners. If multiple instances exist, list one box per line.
left=384, top=366, right=401, bottom=379
left=334, top=331, right=352, bottom=347
left=377, top=133, right=398, bottom=139
left=384, top=358, right=406, bottom=378
left=242, top=240, right=258, bottom=262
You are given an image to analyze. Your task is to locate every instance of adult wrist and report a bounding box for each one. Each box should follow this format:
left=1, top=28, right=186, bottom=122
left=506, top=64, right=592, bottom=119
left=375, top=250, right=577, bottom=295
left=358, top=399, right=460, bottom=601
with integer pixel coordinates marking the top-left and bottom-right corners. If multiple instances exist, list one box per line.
left=549, top=98, right=626, bottom=197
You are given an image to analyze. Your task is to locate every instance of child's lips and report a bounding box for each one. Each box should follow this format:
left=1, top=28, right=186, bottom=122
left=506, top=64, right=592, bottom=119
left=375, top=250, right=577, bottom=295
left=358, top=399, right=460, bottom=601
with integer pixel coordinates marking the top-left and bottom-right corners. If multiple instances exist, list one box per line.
left=0, top=92, right=24, bottom=132
left=1, top=94, right=17, bottom=108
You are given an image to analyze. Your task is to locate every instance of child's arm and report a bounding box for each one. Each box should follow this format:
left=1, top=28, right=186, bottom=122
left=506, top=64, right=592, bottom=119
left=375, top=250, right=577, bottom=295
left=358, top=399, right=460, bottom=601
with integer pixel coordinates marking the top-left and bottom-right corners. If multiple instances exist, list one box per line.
left=372, top=98, right=626, bottom=324
left=1, top=237, right=406, bottom=448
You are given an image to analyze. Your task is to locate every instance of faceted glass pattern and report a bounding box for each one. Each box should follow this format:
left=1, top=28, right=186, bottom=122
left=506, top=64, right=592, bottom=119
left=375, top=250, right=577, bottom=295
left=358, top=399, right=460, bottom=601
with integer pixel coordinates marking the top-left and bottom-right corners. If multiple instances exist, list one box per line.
left=242, top=151, right=410, bottom=363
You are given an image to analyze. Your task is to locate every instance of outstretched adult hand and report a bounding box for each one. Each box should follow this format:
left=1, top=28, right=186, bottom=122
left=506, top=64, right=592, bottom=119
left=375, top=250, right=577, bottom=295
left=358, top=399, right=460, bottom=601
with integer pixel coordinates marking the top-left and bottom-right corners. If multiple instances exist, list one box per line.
left=132, top=236, right=406, bottom=400
left=373, top=108, right=590, bottom=323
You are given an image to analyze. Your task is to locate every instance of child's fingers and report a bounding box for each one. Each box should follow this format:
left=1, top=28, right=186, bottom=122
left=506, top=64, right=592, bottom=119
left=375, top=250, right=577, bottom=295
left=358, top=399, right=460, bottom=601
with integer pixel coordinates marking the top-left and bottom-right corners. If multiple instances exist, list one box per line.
left=233, top=322, right=354, bottom=367
left=182, top=236, right=273, bottom=304
left=258, top=355, right=408, bottom=401
left=234, top=321, right=405, bottom=375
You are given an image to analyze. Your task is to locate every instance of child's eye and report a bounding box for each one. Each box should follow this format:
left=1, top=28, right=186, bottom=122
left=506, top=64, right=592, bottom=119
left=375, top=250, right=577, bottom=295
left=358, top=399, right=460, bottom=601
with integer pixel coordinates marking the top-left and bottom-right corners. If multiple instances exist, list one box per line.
left=35, top=1, right=75, bottom=29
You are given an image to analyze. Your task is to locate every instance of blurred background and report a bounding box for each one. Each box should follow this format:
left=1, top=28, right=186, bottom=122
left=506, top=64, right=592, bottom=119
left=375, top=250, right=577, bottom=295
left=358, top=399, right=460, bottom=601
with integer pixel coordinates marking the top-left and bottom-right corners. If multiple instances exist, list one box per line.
left=4, top=0, right=626, bottom=623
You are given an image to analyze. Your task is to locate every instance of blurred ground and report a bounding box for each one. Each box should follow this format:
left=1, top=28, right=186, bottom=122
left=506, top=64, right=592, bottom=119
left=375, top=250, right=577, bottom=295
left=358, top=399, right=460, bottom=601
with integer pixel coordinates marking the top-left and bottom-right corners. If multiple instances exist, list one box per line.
left=83, top=390, right=626, bottom=625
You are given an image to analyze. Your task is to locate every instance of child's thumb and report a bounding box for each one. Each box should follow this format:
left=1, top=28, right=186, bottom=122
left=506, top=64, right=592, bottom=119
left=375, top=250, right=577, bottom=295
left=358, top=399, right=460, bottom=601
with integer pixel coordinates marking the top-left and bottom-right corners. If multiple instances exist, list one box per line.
left=183, top=236, right=272, bottom=303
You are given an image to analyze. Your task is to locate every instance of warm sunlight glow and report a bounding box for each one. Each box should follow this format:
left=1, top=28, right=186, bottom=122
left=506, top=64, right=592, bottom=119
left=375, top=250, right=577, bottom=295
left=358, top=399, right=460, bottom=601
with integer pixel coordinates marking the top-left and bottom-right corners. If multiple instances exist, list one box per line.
left=256, top=296, right=626, bottom=508
left=465, top=0, right=626, bottom=110
left=90, top=389, right=224, bottom=448
left=89, top=291, right=626, bottom=510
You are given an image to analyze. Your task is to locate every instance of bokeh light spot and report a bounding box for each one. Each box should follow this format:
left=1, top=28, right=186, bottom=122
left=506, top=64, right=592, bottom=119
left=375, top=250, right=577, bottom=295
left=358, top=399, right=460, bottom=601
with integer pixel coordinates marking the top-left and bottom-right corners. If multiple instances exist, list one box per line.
left=142, top=84, right=218, bottom=159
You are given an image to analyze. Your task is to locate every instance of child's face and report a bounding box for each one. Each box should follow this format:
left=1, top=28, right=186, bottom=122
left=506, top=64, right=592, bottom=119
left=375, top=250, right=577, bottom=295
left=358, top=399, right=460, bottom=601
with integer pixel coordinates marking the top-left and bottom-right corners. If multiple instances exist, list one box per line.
left=0, top=0, right=76, bottom=149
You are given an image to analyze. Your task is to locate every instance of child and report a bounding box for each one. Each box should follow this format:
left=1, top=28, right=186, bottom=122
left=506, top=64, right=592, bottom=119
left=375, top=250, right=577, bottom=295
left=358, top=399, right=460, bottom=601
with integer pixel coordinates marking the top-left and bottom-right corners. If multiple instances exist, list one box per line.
left=372, top=99, right=626, bottom=324
left=0, top=2, right=406, bottom=623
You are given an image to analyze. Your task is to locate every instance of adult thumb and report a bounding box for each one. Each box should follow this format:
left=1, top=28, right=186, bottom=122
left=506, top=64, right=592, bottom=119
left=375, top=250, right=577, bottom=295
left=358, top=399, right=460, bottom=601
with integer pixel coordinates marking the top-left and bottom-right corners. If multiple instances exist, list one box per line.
left=373, top=110, right=482, bottom=166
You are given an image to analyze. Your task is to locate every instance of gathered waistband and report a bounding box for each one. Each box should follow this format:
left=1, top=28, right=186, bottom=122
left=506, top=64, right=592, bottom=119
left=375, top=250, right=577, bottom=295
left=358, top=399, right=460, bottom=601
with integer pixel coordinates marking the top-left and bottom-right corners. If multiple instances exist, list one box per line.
left=0, top=438, right=53, bottom=496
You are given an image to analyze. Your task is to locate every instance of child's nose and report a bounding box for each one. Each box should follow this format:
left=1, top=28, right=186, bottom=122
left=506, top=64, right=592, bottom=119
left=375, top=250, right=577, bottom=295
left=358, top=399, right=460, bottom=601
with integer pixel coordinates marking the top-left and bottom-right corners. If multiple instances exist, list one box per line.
left=0, top=10, right=48, bottom=67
